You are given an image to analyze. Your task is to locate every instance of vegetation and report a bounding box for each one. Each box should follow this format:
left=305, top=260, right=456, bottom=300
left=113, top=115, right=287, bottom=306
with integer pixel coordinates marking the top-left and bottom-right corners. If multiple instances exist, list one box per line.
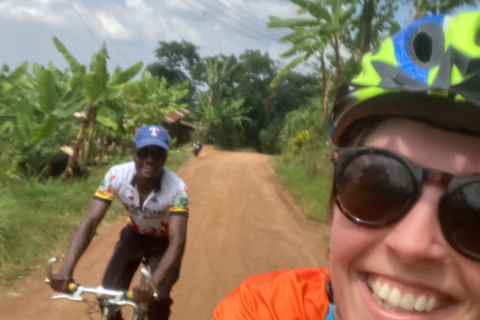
left=0, top=0, right=476, bottom=289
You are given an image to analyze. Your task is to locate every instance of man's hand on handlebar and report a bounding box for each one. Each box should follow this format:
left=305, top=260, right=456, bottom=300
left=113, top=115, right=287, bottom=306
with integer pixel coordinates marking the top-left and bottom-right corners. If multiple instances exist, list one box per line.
left=132, top=284, right=155, bottom=304
left=49, top=273, right=74, bottom=293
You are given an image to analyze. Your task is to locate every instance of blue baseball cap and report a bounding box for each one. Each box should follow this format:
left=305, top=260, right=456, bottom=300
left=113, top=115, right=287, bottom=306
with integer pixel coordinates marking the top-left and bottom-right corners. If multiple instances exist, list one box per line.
left=134, top=125, right=169, bottom=151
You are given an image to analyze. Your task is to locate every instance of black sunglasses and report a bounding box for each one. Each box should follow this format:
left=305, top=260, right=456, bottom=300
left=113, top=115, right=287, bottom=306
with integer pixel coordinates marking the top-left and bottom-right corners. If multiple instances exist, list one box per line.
left=332, top=147, right=480, bottom=262
left=134, top=147, right=166, bottom=160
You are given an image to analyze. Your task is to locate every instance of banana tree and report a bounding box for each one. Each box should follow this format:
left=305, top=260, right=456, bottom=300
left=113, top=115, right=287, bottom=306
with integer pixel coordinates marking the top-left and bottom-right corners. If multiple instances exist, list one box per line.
left=52, top=37, right=143, bottom=176
left=1, top=63, right=84, bottom=177
left=204, top=56, right=237, bottom=107
left=404, top=0, right=477, bottom=20
left=0, top=62, right=30, bottom=178
left=355, top=0, right=399, bottom=60
left=0, top=62, right=29, bottom=128
left=268, top=0, right=356, bottom=86
left=97, top=71, right=189, bottom=154
left=190, top=92, right=252, bottom=146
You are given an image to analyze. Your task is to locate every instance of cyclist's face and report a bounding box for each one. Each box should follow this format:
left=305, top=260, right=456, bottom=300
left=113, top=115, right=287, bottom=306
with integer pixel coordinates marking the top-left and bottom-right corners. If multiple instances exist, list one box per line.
left=329, top=118, right=480, bottom=320
left=132, top=145, right=166, bottom=179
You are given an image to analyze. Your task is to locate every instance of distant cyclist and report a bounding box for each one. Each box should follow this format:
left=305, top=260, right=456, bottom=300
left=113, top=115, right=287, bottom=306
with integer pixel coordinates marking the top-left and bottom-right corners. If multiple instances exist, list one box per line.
left=193, top=140, right=203, bottom=157
left=49, top=125, right=189, bottom=320
left=213, top=11, right=480, bottom=320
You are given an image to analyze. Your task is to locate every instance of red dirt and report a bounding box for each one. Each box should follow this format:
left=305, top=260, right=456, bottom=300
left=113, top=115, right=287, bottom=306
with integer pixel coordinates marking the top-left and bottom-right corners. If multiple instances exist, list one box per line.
left=0, top=146, right=330, bottom=319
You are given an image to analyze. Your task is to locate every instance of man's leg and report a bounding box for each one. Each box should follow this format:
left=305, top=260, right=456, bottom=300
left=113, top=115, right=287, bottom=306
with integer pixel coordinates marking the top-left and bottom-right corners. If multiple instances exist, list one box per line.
left=145, top=243, right=181, bottom=320
left=102, top=226, right=142, bottom=320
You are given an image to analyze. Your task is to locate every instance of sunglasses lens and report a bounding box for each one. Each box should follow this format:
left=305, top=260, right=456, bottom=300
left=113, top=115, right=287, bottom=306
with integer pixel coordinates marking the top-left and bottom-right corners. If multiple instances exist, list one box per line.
left=440, top=181, right=480, bottom=260
left=337, top=153, right=416, bottom=226
left=136, top=149, right=148, bottom=159
left=136, top=148, right=164, bottom=160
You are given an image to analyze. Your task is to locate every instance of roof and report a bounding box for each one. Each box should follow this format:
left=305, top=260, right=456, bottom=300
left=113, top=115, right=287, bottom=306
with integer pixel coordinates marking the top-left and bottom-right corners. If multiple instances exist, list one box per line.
left=180, top=120, right=196, bottom=129
left=164, top=108, right=190, bottom=123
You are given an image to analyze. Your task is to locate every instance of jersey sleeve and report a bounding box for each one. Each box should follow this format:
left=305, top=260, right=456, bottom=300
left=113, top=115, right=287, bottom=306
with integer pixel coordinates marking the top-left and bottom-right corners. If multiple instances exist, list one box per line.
left=169, top=183, right=189, bottom=217
left=93, top=167, right=117, bottom=203
left=212, top=268, right=331, bottom=320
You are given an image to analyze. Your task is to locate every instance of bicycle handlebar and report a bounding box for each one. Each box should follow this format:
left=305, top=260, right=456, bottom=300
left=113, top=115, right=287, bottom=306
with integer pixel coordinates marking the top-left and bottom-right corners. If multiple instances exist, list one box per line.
left=44, top=257, right=158, bottom=308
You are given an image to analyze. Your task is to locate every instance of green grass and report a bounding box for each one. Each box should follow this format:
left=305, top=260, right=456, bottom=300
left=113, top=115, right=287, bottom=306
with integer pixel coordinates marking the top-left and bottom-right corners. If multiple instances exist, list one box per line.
left=0, top=147, right=192, bottom=291
left=271, top=156, right=332, bottom=223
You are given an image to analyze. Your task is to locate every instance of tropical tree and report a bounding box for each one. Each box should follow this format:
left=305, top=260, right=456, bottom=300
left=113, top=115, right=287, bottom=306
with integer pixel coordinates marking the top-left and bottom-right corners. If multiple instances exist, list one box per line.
left=214, top=97, right=253, bottom=148
left=52, top=37, right=143, bottom=176
left=269, top=0, right=356, bottom=86
left=1, top=62, right=84, bottom=178
left=403, top=0, right=477, bottom=20
left=96, top=71, right=190, bottom=156
left=189, top=93, right=252, bottom=147
left=122, top=72, right=189, bottom=136
left=146, top=40, right=205, bottom=105
left=204, top=56, right=237, bottom=107
left=354, top=0, right=400, bottom=62
left=230, top=50, right=276, bottom=149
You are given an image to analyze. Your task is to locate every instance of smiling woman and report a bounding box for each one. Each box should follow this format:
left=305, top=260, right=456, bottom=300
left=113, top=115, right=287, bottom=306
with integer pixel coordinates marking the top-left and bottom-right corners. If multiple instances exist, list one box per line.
left=212, top=11, right=480, bottom=320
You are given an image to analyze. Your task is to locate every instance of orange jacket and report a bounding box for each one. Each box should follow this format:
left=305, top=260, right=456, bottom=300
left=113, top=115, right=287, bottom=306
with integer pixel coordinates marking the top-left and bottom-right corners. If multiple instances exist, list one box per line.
left=212, top=268, right=331, bottom=320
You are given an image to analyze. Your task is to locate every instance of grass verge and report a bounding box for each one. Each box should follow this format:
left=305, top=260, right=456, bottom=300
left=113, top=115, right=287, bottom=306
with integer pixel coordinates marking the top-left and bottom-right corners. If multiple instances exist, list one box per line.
left=0, top=147, right=192, bottom=292
left=271, top=155, right=332, bottom=223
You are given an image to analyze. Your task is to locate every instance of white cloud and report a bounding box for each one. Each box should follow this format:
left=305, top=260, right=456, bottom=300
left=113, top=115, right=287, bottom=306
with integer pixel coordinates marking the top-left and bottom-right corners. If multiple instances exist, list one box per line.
left=125, top=0, right=155, bottom=17
left=0, top=0, right=69, bottom=25
left=162, top=0, right=191, bottom=11
left=0, top=0, right=303, bottom=70
left=96, top=11, right=132, bottom=40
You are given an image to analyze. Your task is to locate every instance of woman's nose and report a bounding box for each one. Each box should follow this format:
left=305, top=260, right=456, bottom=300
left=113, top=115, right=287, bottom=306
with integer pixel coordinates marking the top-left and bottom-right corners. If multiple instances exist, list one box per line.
left=383, top=183, right=449, bottom=265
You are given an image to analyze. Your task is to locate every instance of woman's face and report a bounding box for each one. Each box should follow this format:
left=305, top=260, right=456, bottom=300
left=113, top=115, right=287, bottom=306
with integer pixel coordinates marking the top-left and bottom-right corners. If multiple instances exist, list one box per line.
left=329, top=118, right=480, bottom=320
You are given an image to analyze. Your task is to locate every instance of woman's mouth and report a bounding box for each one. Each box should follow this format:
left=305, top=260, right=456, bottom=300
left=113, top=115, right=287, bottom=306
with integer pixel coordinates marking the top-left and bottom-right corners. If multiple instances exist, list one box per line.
left=365, top=274, right=451, bottom=314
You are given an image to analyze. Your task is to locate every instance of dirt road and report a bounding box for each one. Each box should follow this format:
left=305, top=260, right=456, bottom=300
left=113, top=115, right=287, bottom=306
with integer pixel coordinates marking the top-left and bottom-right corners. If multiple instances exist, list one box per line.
left=0, top=146, right=330, bottom=319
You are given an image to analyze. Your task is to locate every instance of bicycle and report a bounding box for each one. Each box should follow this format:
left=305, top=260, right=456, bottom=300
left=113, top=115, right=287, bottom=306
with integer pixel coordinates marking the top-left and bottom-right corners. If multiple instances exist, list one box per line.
left=45, top=257, right=159, bottom=320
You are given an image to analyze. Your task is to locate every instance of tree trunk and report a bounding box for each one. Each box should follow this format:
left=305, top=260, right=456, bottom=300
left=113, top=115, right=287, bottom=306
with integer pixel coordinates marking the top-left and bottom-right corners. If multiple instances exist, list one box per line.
left=320, top=50, right=327, bottom=98
left=208, top=90, right=214, bottom=107
left=83, top=107, right=97, bottom=163
left=97, top=131, right=105, bottom=164
left=333, top=36, right=343, bottom=86
left=323, top=67, right=334, bottom=120
left=64, top=107, right=91, bottom=179
left=360, top=0, right=375, bottom=60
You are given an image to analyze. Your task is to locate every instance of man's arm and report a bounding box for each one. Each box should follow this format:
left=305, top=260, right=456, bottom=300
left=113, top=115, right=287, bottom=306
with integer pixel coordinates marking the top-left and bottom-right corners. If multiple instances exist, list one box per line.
left=132, top=215, right=187, bottom=303
left=151, top=215, right=188, bottom=286
left=49, top=199, right=110, bottom=291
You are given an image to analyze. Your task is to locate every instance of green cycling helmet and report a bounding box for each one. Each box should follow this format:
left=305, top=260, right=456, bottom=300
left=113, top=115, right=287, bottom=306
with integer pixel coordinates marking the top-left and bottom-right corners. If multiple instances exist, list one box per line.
left=332, top=11, right=480, bottom=146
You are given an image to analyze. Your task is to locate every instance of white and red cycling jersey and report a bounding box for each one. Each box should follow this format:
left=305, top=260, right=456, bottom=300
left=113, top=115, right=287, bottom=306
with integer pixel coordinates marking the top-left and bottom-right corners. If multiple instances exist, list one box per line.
left=94, top=162, right=188, bottom=237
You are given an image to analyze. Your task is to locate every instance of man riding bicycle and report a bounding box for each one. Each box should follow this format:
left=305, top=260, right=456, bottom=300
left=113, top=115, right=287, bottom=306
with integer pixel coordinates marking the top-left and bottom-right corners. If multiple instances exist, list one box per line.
left=49, top=125, right=189, bottom=320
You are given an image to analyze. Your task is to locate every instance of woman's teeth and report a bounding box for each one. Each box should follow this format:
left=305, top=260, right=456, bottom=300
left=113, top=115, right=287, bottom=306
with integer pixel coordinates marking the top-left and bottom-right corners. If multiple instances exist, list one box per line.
left=368, top=277, right=440, bottom=313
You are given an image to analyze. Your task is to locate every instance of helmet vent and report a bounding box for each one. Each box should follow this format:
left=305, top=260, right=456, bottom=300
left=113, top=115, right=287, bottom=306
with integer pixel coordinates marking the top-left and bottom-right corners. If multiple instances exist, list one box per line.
left=408, top=22, right=444, bottom=68
left=413, top=32, right=432, bottom=63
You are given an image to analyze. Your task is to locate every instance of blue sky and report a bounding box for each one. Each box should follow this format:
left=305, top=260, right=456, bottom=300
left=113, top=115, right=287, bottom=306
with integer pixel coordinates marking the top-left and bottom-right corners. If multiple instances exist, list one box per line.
left=0, top=0, right=477, bottom=73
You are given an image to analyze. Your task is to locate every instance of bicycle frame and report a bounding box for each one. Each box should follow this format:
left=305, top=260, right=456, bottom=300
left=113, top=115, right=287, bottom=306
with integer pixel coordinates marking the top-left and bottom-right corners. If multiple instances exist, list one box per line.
left=45, top=257, right=159, bottom=320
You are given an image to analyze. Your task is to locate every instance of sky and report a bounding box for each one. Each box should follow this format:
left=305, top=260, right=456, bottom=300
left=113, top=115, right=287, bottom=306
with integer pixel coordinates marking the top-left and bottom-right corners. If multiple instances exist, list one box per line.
left=0, top=0, right=476, bottom=73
